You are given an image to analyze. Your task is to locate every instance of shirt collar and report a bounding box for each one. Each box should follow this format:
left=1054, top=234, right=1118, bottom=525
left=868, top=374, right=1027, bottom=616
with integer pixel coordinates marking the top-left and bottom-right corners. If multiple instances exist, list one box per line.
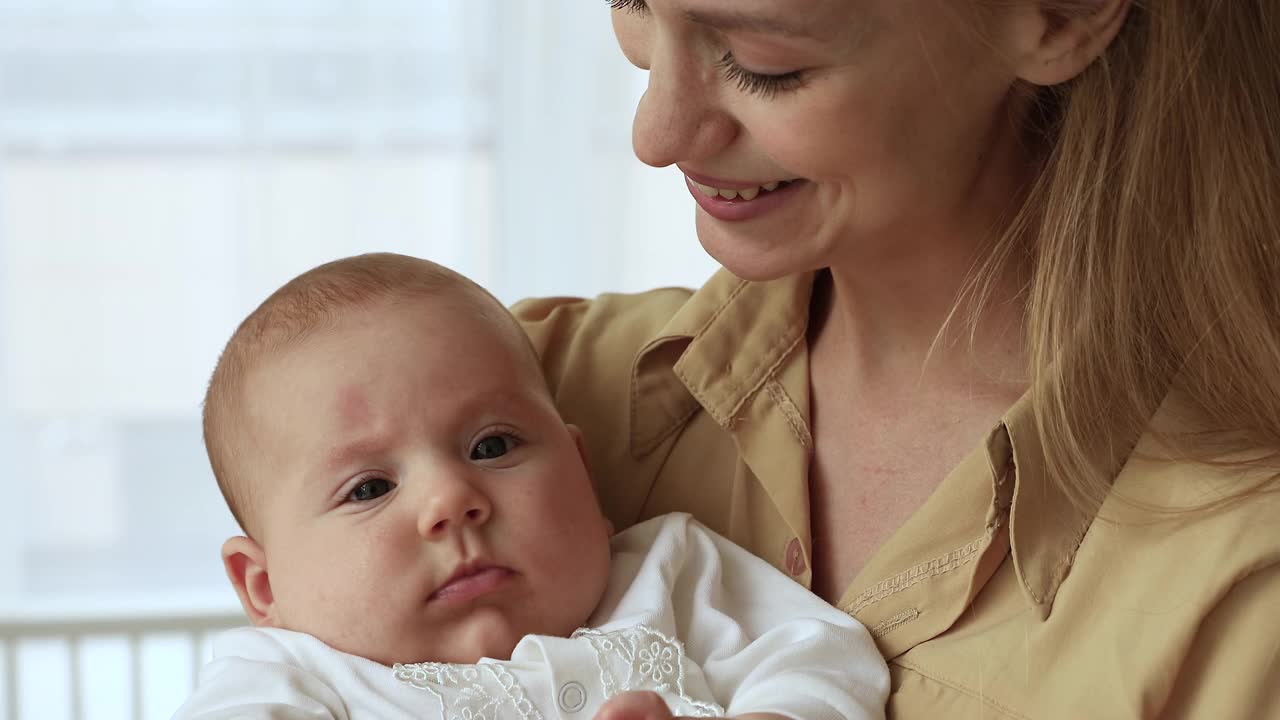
left=997, top=380, right=1151, bottom=617
left=628, top=269, right=814, bottom=456
left=626, top=268, right=1140, bottom=617
left=996, top=393, right=1081, bottom=618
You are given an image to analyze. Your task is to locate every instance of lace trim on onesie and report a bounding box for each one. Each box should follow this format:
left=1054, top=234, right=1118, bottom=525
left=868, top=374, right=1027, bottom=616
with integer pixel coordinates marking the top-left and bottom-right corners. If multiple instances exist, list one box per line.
left=394, top=625, right=723, bottom=719
left=572, top=625, right=723, bottom=717
left=393, top=662, right=544, bottom=720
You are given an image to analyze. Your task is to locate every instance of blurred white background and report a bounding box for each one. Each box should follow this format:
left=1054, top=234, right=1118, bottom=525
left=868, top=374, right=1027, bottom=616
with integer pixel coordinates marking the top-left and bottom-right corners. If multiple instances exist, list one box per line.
left=0, top=1, right=714, bottom=718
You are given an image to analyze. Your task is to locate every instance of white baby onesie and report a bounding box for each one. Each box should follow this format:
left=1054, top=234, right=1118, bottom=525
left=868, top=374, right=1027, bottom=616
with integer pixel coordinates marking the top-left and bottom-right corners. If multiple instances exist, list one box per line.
left=172, top=513, right=888, bottom=720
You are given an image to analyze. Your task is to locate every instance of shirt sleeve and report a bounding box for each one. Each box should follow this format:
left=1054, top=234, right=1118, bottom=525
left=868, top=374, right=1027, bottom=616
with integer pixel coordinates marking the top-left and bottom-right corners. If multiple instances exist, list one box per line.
left=637, top=515, right=890, bottom=720
left=171, top=630, right=346, bottom=720
left=511, top=290, right=692, bottom=528
left=1158, top=560, right=1280, bottom=719
left=512, top=290, right=689, bottom=403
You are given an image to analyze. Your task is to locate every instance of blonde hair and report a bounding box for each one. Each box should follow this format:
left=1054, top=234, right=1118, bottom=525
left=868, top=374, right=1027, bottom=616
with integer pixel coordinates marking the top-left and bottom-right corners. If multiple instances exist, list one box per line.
left=977, top=0, right=1280, bottom=511
left=203, top=253, right=534, bottom=536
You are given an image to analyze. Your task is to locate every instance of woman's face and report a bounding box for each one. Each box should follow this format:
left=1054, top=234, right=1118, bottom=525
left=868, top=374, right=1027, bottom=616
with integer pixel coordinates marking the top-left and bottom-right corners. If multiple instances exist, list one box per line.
left=612, top=0, right=1036, bottom=280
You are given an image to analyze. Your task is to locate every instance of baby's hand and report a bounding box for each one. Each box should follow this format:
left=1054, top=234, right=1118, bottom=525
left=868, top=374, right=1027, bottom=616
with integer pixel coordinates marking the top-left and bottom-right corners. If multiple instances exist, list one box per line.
left=593, top=691, right=675, bottom=720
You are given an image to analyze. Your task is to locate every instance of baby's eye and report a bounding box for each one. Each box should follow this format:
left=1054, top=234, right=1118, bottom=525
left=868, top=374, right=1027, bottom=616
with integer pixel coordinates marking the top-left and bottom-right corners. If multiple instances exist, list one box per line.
left=470, top=434, right=515, bottom=461
left=349, top=477, right=393, bottom=502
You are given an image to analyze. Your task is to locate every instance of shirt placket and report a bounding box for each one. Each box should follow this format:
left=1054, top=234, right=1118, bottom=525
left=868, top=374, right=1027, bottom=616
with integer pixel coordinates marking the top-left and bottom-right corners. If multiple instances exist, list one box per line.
left=670, top=277, right=816, bottom=582
left=725, top=359, right=816, bottom=584
left=836, top=431, right=1016, bottom=658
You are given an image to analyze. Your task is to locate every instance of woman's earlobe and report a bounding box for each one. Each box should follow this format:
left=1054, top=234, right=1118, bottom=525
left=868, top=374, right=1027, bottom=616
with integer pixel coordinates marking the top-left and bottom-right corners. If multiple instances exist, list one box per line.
left=222, top=536, right=278, bottom=627
left=1014, top=0, right=1132, bottom=87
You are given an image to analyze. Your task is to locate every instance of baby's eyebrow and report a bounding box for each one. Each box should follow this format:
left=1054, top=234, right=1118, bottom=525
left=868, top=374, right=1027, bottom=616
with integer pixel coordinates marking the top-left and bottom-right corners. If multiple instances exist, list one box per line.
left=324, top=436, right=389, bottom=473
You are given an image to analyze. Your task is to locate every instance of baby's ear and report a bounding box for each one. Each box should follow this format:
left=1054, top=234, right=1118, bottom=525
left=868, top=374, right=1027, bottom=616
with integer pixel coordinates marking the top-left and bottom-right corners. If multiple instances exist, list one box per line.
left=222, top=536, right=278, bottom=627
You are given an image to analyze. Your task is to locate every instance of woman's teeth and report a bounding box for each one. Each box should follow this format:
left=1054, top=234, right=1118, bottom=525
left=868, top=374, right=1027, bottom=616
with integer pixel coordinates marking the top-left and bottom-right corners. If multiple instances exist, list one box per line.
left=689, top=179, right=792, bottom=201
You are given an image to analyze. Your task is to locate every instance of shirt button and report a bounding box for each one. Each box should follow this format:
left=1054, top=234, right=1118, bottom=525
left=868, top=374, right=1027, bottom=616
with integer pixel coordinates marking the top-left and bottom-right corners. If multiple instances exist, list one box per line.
left=785, top=537, right=806, bottom=576
left=558, top=681, right=587, bottom=713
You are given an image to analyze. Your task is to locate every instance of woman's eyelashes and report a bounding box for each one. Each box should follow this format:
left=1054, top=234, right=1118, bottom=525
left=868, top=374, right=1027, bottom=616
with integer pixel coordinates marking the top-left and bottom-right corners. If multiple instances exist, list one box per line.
left=717, top=52, right=806, bottom=98
left=606, top=0, right=806, bottom=99
left=607, top=0, right=646, bottom=13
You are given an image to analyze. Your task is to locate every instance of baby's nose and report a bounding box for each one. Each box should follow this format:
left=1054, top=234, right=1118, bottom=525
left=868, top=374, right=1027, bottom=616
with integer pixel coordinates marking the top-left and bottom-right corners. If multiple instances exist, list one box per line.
left=417, top=481, right=492, bottom=538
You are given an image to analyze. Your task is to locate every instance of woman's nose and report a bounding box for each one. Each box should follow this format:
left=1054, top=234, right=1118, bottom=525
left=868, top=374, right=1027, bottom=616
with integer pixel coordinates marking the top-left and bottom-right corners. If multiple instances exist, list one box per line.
left=417, top=478, right=492, bottom=539
left=631, top=38, right=736, bottom=168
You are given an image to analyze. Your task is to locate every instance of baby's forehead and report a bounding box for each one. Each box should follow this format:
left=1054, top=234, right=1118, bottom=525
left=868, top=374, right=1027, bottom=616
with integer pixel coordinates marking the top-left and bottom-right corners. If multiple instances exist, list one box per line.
left=243, top=282, right=545, bottom=404
left=377, top=289, right=547, bottom=379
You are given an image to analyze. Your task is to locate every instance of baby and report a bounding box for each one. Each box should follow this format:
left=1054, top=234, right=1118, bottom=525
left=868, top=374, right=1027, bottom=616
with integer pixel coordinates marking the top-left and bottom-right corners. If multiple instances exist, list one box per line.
left=174, top=253, right=888, bottom=720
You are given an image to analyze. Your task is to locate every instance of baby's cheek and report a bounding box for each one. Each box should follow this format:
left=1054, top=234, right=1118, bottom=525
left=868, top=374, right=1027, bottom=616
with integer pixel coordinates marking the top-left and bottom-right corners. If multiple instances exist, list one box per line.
left=559, top=529, right=612, bottom=619
left=285, top=543, right=383, bottom=622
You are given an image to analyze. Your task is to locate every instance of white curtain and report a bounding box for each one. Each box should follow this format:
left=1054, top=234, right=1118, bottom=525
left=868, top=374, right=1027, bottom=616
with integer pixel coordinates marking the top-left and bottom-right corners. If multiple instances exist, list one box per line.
left=0, top=4, right=713, bottom=712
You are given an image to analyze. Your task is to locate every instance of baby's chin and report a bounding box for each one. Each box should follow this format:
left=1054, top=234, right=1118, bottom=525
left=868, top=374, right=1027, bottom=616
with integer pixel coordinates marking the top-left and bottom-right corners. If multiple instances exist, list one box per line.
left=392, top=609, right=530, bottom=666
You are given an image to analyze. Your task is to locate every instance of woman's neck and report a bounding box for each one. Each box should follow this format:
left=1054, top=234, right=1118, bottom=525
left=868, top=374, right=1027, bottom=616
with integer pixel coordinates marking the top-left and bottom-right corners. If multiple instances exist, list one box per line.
left=810, top=225, right=1030, bottom=393
left=811, top=103, right=1036, bottom=391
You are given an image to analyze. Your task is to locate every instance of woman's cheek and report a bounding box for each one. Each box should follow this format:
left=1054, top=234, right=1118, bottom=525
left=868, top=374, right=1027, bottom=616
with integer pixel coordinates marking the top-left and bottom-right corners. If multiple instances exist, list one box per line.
left=752, top=112, right=843, bottom=179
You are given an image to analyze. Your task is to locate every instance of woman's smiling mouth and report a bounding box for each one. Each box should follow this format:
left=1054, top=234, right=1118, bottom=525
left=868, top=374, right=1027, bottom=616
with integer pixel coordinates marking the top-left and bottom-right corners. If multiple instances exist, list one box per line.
left=682, top=170, right=810, bottom=222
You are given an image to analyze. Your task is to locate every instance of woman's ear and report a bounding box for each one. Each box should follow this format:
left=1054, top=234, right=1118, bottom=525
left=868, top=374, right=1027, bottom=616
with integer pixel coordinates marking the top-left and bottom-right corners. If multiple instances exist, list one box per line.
left=1009, top=0, right=1132, bottom=87
left=222, top=536, right=279, bottom=627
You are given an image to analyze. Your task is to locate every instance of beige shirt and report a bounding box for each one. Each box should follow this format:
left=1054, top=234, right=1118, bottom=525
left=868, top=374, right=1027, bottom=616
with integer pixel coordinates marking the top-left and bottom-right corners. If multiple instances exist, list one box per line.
left=514, top=269, right=1280, bottom=719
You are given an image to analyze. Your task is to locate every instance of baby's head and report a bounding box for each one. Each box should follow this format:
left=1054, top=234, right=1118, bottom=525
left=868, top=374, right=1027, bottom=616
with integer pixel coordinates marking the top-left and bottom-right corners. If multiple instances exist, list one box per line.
left=203, top=253, right=613, bottom=666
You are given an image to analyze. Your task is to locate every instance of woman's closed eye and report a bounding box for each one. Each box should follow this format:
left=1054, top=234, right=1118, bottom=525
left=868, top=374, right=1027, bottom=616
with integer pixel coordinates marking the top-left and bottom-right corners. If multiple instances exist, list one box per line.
left=717, top=52, right=806, bottom=98
left=606, top=0, right=807, bottom=99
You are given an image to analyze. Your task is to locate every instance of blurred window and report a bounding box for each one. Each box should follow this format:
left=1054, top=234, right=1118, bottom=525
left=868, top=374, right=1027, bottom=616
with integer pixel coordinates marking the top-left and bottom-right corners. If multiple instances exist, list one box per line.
left=0, top=2, right=714, bottom=718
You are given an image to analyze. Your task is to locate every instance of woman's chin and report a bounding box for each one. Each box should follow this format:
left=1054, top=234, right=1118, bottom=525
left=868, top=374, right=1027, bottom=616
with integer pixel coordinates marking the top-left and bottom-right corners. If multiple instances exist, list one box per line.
left=695, top=221, right=820, bottom=283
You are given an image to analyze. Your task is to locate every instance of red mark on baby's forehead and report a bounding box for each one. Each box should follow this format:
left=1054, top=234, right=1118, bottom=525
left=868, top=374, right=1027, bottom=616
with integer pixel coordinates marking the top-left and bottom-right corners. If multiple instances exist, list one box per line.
left=335, top=384, right=373, bottom=432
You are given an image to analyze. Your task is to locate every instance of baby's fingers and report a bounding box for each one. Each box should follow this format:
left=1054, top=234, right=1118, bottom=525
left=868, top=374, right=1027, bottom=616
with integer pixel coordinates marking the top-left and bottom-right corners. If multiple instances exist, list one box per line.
left=594, top=691, right=674, bottom=720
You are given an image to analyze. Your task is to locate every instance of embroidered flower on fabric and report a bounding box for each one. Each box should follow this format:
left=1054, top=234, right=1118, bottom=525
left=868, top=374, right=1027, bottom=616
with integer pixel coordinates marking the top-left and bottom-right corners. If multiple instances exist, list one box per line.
left=394, top=625, right=724, bottom=720
left=454, top=705, right=488, bottom=720
left=572, top=625, right=724, bottom=717
left=393, top=662, right=544, bottom=720
left=394, top=661, right=448, bottom=689
left=637, top=641, right=677, bottom=685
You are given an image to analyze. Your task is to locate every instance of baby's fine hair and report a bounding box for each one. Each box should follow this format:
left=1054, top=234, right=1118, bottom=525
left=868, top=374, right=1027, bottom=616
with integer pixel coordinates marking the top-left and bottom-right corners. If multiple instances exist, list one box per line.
left=202, top=252, right=536, bottom=537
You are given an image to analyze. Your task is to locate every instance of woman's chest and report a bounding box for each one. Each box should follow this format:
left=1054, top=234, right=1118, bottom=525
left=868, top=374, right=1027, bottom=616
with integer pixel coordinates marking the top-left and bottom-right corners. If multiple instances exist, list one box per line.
left=806, top=438, right=948, bottom=602
left=806, top=400, right=999, bottom=600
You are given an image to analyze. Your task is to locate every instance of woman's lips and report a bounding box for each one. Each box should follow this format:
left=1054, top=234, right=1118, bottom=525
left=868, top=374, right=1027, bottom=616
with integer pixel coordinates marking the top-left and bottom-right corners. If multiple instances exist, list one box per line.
left=429, top=566, right=514, bottom=605
left=680, top=168, right=794, bottom=191
left=684, top=175, right=809, bottom=222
